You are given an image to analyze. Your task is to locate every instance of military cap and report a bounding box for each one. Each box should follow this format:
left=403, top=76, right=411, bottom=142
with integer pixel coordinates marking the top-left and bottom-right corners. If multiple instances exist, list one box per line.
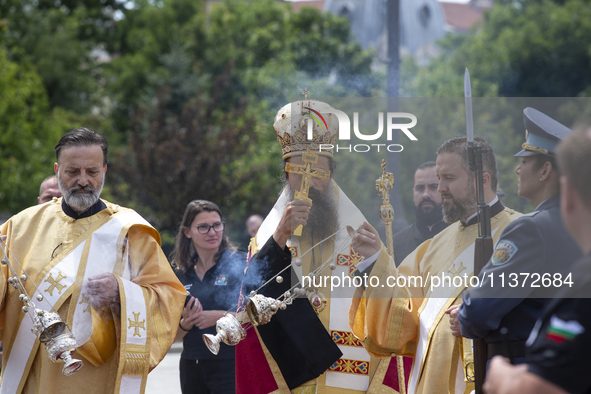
left=514, top=107, right=572, bottom=157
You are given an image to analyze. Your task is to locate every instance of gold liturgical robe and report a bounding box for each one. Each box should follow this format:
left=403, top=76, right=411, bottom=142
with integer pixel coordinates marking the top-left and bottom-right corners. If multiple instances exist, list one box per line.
left=0, top=198, right=186, bottom=394
left=350, top=206, right=520, bottom=394
left=246, top=181, right=390, bottom=394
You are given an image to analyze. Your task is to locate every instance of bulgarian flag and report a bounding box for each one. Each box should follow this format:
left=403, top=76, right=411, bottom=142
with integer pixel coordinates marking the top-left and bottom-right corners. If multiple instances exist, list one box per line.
left=546, top=316, right=585, bottom=344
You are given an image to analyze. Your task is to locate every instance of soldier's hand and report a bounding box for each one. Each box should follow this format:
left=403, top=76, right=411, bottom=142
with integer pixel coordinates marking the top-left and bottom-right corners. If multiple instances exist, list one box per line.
left=273, top=199, right=312, bottom=248
left=87, top=272, right=120, bottom=311
left=352, top=221, right=381, bottom=258
left=483, top=356, right=529, bottom=394
left=445, top=305, right=462, bottom=337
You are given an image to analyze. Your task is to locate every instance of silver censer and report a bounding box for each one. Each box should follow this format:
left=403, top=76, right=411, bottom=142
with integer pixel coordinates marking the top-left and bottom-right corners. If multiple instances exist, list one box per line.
left=203, top=294, right=284, bottom=355
left=31, top=309, right=84, bottom=376
left=1, top=249, right=84, bottom=376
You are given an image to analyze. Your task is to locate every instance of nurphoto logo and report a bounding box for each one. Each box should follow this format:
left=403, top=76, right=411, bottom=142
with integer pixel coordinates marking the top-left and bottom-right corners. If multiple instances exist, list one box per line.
left=306, top=107, right=418, bottom=153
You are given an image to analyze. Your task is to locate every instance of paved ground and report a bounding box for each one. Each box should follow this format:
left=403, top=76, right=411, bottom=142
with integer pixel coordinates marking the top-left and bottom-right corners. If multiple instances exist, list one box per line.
left=146, top=342, right=182, bottom=394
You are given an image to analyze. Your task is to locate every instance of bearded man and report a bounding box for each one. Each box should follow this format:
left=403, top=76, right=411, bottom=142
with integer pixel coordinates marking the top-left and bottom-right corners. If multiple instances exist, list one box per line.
left=0, top=128, right=186, bottom=394
left=349, top=136, right=521, bottom=394
left=235, top=100, right=389, bottom=394
left=393, top=161, right=449, bottom=267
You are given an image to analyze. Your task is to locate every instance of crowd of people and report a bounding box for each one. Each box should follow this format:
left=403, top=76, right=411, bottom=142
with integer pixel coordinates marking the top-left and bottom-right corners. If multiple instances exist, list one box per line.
left=0, top=98, right=590, bottom=394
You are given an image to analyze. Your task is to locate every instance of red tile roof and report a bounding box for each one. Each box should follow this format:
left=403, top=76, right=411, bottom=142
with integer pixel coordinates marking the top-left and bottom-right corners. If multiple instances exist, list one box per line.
left=286, top=0, right=326, bottom=12
left=440, top=2, right=490, bottom=31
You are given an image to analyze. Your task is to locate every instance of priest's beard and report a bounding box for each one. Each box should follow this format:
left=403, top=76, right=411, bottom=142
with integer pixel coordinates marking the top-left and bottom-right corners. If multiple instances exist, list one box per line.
left=414, top=199, right=443, bottom=226
left=284, top=180, right=338, bottom=240
left=441, top=179, right=477, bottom=224
left=58, top=173, right=104, bottom=214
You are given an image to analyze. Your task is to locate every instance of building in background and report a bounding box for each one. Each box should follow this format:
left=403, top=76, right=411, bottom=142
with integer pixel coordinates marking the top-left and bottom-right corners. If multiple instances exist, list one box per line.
left=287, top=0, right=491, bottom=64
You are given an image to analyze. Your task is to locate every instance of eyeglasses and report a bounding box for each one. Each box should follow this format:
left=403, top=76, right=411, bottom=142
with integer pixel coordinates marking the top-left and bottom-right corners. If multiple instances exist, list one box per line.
left=194, top=222, right=225, bottom=234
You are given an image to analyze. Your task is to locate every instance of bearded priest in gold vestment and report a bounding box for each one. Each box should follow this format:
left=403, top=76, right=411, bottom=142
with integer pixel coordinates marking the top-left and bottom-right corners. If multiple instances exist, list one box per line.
left=236, top=99, right=391, bottom=394
left=0, top=128, right=186, bottom=394
left=350, top=137, right=522, bottom=394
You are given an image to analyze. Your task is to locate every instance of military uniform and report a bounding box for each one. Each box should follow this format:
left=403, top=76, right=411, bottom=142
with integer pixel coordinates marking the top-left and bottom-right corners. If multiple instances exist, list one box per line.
left=525, top=253, right=591, bottom=393
left=458, top=107, right=582, bottom=363
left=458, top=195, right=581, bottom=359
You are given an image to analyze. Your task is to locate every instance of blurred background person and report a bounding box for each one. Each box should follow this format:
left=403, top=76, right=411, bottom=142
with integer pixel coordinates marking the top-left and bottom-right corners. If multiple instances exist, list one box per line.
left=171, top=200, right=246, bottom=394
left=392, top=161, right=449, bottom=267
left=37, top=175, right=62, bottom=204
left=245, top=214, right=263, bottom=238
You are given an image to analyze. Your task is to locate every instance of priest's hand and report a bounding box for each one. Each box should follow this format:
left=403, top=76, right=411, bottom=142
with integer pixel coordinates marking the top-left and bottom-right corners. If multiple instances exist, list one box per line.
left=351, top=221, right=381, bottom=258
left=445, top=305, right=462, bottom=337
left=273, top=198, right=312, bottom=248
left=87, top=272, right=120, bottom=312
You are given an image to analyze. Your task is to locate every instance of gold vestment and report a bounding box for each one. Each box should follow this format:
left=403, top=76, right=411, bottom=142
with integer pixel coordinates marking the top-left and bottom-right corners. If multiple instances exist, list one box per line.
left=350, top=207, right=521, bottom=394
left=0, top=199, right=185, bottom=394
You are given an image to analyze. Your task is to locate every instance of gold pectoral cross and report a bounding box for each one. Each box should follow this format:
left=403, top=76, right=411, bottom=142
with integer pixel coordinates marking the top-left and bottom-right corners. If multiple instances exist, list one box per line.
left=285, top=150, right=330, bottom=236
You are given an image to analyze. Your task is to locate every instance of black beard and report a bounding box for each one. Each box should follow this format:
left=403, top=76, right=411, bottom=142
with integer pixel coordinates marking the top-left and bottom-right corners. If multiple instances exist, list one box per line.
left=284, top=181, right=338, bottom=239
left=414, top=200, right=443, bottom=226
left=306, top=186, right=338, bottom=239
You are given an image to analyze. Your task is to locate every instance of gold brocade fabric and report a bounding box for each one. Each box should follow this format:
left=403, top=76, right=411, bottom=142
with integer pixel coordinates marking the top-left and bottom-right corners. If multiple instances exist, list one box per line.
left=0, top=199, right=186, bottom=394
left=350, top=208, right=521, bottom=394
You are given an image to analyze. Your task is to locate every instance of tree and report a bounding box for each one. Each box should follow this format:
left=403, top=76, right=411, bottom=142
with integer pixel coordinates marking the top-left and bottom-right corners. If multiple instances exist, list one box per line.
left=106, top=0, right=380, bottom=238
left=0, top=0, right=126, bottom=113
left=404, top=0, right=591, bottom=97
left=0, top=49, right=69, bottom=214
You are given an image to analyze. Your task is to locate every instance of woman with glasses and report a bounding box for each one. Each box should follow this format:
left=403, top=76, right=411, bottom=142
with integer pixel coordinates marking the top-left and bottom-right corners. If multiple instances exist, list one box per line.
left=171, top=200, right=245, bottom=394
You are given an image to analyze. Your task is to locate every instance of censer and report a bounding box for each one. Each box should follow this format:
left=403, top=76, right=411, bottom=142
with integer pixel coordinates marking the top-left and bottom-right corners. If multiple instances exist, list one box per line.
left=1, top=237, right=83, bottom=376
left=203, top=225, right=358, bottom=355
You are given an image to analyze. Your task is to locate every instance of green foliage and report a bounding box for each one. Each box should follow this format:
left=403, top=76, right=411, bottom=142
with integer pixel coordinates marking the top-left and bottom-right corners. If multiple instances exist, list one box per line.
left=105, top=0, right=379, bottom=239
left=0, top=0, right=124, bottom=113
left=405, top=0, right=591, bottom=97
left=0, top=49, right=69, bottom=213
left=393, top=0, right=591, bottom=219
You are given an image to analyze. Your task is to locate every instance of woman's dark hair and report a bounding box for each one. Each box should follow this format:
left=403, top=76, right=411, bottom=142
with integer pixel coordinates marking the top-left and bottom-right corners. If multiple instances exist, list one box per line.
left=171, top=200, right=233, bottom=273
left=533, top=155, right=559, bottom=176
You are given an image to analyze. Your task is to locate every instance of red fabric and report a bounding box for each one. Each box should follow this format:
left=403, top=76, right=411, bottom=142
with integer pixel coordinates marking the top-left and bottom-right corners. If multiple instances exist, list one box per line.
left=546, top=333, right=567, bottom=344
left=235, top=327, right=279, bottom=394
left=383, top=356, right=413, bottom=391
